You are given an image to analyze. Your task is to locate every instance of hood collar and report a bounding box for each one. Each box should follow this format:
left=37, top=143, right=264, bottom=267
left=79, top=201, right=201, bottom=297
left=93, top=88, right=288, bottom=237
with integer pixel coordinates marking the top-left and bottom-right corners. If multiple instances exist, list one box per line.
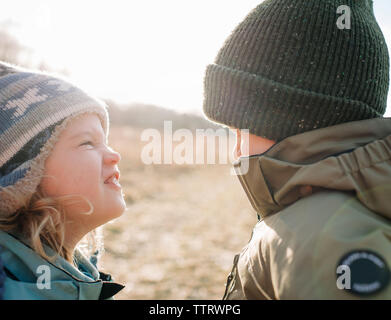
left=234, top=117, right=391, bottom=220
left=0, top=230, right=124, bottom=299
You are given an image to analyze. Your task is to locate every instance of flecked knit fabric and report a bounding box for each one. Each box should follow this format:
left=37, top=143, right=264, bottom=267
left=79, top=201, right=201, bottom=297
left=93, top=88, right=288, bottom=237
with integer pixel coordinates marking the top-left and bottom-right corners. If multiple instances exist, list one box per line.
left=0, top=61, right=109, bottom=217
left=203, top=0, right=390, bottom=141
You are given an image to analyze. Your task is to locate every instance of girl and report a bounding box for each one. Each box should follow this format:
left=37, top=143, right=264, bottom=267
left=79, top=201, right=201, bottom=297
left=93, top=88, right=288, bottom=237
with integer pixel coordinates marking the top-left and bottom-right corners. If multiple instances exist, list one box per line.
left=0, top=61, right=126, bottom=299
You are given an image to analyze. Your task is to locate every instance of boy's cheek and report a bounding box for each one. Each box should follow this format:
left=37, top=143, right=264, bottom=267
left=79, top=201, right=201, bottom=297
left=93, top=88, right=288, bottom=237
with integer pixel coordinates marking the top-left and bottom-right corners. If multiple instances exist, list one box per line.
left=240, top=141, right=249, bottom=157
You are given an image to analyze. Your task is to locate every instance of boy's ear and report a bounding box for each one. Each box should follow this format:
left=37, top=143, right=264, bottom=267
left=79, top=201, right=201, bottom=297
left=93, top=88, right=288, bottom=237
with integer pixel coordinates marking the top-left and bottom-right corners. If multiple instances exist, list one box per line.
left=235, top=129, right=242, bottom=158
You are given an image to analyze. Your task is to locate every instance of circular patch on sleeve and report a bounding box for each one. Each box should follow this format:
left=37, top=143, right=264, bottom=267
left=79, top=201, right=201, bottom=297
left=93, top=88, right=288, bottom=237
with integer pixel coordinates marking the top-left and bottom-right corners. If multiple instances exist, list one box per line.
left=336, top=250, right=390, bottom=296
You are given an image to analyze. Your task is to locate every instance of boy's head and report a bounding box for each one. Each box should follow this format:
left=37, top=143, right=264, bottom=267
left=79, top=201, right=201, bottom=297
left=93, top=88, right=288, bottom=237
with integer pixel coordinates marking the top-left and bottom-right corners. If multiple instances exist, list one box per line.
left=203, top=0, right=390, bottom=142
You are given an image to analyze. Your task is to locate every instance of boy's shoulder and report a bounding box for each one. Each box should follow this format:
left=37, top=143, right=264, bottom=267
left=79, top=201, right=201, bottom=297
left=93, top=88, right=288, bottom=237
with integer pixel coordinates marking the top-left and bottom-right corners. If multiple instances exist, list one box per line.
left=246, top=190, right=391, bottom=299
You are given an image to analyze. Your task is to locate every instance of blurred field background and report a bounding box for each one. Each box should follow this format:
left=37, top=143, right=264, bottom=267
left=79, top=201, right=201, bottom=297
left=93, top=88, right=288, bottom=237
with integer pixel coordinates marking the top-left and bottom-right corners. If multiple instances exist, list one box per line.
left=99, top=115, right=256, bottom=300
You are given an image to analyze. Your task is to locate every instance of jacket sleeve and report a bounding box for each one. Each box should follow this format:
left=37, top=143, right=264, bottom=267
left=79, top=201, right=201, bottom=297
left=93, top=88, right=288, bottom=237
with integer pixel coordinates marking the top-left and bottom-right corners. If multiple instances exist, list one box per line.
left=309, top=200, right=391, bottom=300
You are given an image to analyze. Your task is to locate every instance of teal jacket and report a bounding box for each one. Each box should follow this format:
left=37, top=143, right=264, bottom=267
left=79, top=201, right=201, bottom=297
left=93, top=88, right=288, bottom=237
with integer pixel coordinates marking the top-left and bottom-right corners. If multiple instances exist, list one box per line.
left=0, top=230, right=124, bottom=300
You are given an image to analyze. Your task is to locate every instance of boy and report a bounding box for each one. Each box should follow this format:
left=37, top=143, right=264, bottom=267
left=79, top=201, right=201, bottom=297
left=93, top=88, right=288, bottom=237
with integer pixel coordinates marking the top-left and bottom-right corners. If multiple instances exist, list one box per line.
left=203, top=0, right=391, bottom=299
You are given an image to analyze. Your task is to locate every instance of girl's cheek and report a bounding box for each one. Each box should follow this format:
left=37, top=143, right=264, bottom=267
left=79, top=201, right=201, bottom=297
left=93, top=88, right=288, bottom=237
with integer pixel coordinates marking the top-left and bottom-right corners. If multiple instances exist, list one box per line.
left=45, top=151, right=102, bottom=195
left=74, top=155, right=102, bottom=185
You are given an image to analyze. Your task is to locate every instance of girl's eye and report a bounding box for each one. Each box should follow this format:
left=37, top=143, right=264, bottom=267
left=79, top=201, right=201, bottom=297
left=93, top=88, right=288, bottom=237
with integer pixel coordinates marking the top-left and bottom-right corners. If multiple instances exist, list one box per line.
left=80, top=141, right=94, bottom=147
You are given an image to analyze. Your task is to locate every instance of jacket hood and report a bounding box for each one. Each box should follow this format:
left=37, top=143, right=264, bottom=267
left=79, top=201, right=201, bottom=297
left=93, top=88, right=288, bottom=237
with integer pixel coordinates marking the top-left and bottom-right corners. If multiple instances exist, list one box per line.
left=234, top=117, right=391, bottom=220
left=0, top=230, right=124, bottom=299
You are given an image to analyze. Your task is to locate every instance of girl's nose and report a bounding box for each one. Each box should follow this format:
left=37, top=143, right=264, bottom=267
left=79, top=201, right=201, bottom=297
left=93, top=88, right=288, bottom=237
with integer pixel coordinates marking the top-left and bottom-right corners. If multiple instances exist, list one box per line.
left=104, top=146, right=121, bottom=165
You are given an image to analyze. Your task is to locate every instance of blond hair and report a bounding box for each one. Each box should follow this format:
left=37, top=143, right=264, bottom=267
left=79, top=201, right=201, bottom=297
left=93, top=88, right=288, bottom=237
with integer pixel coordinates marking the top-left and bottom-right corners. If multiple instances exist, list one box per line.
left=0, top=184, right=103, bottom=265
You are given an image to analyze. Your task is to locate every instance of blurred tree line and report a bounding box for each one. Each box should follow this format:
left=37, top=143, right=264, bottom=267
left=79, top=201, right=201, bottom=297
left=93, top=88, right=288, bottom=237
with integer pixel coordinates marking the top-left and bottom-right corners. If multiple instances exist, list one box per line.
left=0, top=23, right=221, bottom=131
left=0, top=20, right=69, bottom=74
left=0, top=26, right=25, bottom=65
left=106, top=100, right=221, bottom=131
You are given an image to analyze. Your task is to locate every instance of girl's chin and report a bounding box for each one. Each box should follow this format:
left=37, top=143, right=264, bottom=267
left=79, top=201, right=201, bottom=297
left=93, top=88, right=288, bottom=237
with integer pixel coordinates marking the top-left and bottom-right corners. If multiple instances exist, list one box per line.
left=109, top=196, right=127, bottom=218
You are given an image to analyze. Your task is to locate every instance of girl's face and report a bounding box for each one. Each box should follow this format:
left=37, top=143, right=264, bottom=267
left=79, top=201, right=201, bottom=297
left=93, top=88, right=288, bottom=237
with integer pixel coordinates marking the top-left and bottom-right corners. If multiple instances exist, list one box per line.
left=41, top=114, right=126, bottom=233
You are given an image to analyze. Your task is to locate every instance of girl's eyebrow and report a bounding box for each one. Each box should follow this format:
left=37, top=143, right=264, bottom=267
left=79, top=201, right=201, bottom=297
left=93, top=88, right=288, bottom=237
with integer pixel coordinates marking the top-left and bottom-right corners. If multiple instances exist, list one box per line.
left=69, top=129, right=104, bottom=140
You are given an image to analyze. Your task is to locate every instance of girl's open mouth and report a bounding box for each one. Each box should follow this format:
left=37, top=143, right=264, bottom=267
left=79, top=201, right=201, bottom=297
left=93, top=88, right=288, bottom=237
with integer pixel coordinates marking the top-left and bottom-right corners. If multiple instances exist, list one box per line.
left=104, top=172, right=121, bottom=190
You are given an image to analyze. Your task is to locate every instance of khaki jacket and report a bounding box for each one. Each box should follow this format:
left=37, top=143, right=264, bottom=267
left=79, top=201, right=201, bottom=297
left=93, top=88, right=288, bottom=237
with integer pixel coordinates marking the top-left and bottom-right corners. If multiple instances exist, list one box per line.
left=224, top=118, right=391, bottom=300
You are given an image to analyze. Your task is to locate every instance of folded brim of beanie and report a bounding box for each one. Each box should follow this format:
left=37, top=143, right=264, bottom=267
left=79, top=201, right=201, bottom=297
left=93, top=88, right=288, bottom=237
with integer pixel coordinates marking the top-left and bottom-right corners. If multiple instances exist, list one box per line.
left=203, top=63, right=382, bottom=142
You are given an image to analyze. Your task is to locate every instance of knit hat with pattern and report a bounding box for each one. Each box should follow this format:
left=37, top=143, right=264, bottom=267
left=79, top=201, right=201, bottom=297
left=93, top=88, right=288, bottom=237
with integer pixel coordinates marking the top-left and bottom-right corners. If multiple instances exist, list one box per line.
left=203, top=0, right=390, bottom=141
left=0, top=61, right=109, bottom=217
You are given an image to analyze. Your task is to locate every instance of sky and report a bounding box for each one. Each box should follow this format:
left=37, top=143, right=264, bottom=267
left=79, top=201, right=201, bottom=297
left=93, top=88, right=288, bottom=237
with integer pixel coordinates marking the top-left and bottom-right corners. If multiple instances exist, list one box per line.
left=1, top=0, right=390, bottom=116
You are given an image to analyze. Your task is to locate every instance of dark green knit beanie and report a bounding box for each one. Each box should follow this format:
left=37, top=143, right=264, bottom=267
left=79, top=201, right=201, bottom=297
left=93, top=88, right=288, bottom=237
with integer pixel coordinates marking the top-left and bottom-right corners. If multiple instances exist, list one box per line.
left=203, top=0, right=390, bottom=141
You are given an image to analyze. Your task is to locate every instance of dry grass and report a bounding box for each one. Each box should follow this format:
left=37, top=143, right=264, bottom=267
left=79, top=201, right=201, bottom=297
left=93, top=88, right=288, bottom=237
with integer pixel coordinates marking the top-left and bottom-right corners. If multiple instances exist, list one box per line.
left=99, top=126, right=256, bottom=299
